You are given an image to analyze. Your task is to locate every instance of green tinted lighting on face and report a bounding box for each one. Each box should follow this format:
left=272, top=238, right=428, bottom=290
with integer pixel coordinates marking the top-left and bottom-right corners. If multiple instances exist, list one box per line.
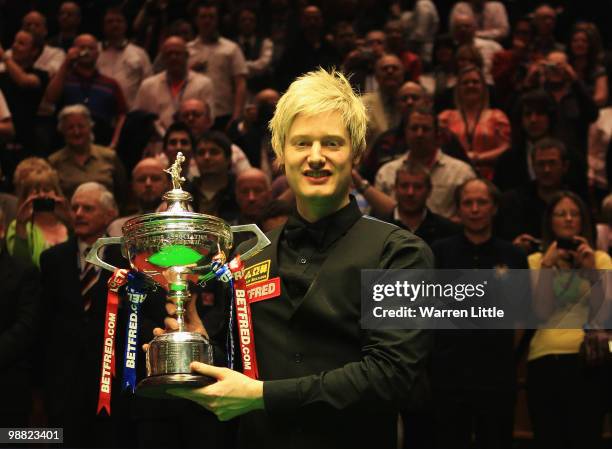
left=148, top=245, right=203, bottom=267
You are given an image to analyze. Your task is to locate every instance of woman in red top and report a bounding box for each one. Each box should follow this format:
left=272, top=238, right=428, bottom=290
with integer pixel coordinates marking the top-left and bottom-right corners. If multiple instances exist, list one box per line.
left=438, top=65, right=510, bottom=180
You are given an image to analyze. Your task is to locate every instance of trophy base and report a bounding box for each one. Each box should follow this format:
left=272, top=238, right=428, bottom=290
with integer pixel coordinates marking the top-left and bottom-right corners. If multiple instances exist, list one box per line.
left=136, top=374, right=216, bottom=399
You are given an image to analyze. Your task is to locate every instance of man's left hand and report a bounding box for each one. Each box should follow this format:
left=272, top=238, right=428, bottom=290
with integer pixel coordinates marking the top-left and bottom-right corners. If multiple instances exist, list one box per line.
left=169, top=362, right=264, bottom=421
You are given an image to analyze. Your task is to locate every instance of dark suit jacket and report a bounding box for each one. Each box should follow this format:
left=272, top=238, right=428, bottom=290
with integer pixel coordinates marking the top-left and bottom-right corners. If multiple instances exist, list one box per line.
left=39, top=237, right=164, bottom=419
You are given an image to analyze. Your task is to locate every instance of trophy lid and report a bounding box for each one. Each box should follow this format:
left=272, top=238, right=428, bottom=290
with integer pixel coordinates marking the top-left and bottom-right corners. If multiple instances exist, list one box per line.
left=163, top=152, right=193, bottom=213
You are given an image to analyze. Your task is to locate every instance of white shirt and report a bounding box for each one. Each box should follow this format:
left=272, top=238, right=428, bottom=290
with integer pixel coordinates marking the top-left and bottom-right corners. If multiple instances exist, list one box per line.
left=133, top=70, right=214, bottom=131
left=474, top=37, right=503, bottom=85
left=375, top=150, right=476, bottom=218
left=98, top=42, right=153, bottom=109
left=404, top=0, right=439, bottom=64
left=450, top=2, right=509, bottom=41
left=187, top=36, right=248, bottom=117
left=3, top=44, right=66, bottom=77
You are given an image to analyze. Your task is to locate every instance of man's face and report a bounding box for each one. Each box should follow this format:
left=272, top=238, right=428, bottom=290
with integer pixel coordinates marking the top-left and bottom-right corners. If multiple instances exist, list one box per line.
left=164, top=130, right=192, bottom=165
left=395, top=171, right=430, bottom=214
left=405, top=112, right=436, bottom=155
left=22, top=12, right=47, bottom=39
left=365, top=31, right=385, bottom=58
left=544, top=51, right=568, bottom=85
left=132, top=163, right=168, bottom=207
left=283, top=111, right=353, bottom=209
left=62, top=113, right=91, bottom=148
left=453, top=16, right=476, bottom=43
left=12, top=31, right=38, bottom=63
left=58, top=2, right=81, bottom=31
left=238, top=9, right=257, bottom=36
left=522, top=108, right=550, bottom=140
left=375, top=55, right=404, bottom=93
left=103, top=12, right=127, bottom=41
left=162, top=39, right=188, bottom=73
left=533, top=147, right=567, bottom=189
left=534, top=6, right=556, bottom=36
left=74, top=35, right=99, bottom=68
left=334, top=24, right=357, bottom=54
left=71, top=190, right=115, bottom=241
left=236, top=174, right=271, bottom=219
left=397, top=82, right=423, bottom=115
left=301, top=6, right=323, bottom=34
left=194, top=141, right=229, bottom=176
left=384, top=22, right=403, bottom=48
left=196, top=6, right=218, bottom=38
left=458, top=180, right=496, bottom=234
left=178, top=101, right=211, bottom=136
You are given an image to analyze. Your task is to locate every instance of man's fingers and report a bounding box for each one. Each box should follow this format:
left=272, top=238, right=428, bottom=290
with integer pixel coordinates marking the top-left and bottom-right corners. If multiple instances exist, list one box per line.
left=164, top=316, right=179, bottom=332
left=153, top=327, right=166, bottom=337
left=190, top=362, right=227, bottom=379
left=165, top=302, right=177, bottom=316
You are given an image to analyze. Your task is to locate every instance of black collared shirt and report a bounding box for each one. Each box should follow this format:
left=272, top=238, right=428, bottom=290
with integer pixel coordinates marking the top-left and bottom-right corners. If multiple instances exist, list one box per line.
left=279, top=197, right=362, bottom=304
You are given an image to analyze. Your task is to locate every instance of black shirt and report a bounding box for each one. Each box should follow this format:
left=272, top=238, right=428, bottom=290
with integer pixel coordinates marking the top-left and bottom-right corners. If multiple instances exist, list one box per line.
left=390, top=208, right=461, bottom=247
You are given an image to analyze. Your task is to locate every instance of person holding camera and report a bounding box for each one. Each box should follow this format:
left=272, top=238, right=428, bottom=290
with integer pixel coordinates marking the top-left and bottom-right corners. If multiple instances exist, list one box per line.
left=5, top=168, right=70, bottom=268
left=527, top=191, right=611, bottom=449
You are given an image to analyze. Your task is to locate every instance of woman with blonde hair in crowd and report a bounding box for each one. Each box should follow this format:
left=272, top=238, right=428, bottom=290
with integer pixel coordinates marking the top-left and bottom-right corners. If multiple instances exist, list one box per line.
left=438, top=64, right=510, bottom=180
left=6, top=168, right=71, bottom=267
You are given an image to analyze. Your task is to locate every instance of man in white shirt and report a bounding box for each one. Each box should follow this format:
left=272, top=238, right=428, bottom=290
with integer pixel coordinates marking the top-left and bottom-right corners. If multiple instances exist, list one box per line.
left=19, top=11, right=66, bottom=77
left=188, top=3, right=247, bottom=129
left=97, top=7, right=152, bottom=109
left=449, top=0, right=509, bottom=42
left=133, top=36, right=214, bottom=133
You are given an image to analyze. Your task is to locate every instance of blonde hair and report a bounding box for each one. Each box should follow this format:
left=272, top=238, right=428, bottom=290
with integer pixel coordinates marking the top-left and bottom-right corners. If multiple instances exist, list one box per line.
left=13, top=157, right=53, bottom=191
left=17, top=169, right=63, bottom=204
left=269, top=68, right=367, bottom=163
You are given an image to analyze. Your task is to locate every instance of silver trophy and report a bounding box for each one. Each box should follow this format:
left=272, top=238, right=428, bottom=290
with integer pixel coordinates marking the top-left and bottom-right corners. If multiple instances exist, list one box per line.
left=86, top=153, right=269, bottom=398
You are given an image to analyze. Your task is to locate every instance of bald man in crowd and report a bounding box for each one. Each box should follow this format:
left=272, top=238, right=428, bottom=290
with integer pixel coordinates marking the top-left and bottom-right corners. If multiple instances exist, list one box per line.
left=134, top=36, right=214, bottom=133
left=108, top=158, right=170, bottom=236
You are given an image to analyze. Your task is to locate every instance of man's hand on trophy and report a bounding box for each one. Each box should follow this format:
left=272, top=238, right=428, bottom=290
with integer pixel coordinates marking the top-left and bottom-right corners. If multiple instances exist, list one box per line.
left=168, top=362, right=264, bottom=421
left=143, top=296, right=209, bottom=352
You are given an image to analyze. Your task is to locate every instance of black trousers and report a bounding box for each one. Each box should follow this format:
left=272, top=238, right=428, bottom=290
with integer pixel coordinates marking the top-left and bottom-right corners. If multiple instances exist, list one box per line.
left=527, top=354, right=607, bottom=449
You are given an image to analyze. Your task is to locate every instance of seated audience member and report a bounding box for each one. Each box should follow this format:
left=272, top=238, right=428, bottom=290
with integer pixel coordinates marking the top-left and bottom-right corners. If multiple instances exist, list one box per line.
left=439, top=65, right=510, bottom=180
left=235, top=6, right=274, bottom=94
left=596, top=193, right=612, bottom=254
left=44, top=33, right=127, bottom=147
left=39, top=182, right=162, bottom=448
left=6, top=168, right=70, bottom=268
left=531, top=4, right=565, bottom=59
left=449, top=11, right=502, bottom=84
left=361, top=81, right=428, bottom=181
left=13, top=11, right=66, bottom=77
left=431, top=178, right=528, bottom=449
left=384, top=19, right=422, bottom=81
left=48, top=104, right=128, bottom=207
left=494, top=89, right=588, bottom=198
left=97, top=7, right=153, bottom=110
left=421, top=34, right=457, bottom=98
left=48, top=1, right=81, bottom=52
left=188, top=2, right=248, bottom=130
left=158, top=121, right=196, bottom=180
left=375, top=107, right=476, bottom=219
left=342, top=29, right=386, bottom=93
left=192, top=132, right=239, bottom=221
left=234, top=168, right=272, bottom=225
left=567, top=24, right=608, bottom=107
left=107, top=158, right=169, bottom=236
left=362, top=54, right=406, bottom=149
left=388, top=160, right=460, bottom=245
left=523, top=49, right=599, bottom=154
left=449, top=0, right=509, bottom=42
left=492, top=16, right=536, bottom=111
left=177, top=98, right=251, bottom=174
left=527, top=191, right=611, bottom=449
left=133, top=36, right=214, bottom=133
left=225, top=90, right=278, bottom=174
left=0, top=30, right=50, bottom=157
left=497, top=138, right=570, bottom=253
left=0, top=204, right=41, bottom=427
left=404, top=0, right=439, bottom=67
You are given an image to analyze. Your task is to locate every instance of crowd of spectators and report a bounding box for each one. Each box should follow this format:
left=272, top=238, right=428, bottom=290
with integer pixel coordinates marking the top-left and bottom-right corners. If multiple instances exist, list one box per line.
left=1, top=1, right=612, bottom=448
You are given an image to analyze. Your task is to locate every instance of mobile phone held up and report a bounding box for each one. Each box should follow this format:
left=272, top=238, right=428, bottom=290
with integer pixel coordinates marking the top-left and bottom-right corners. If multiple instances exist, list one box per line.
left=556, top=237, right=579, bottom=251
left=33, top=197, right=56, bottom=213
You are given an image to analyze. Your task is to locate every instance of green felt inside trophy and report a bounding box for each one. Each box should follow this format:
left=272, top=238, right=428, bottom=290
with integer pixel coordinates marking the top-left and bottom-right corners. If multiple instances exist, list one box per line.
left=136, top=374, right=215, bottom=399
left=147, top=245, right=204, bottom=267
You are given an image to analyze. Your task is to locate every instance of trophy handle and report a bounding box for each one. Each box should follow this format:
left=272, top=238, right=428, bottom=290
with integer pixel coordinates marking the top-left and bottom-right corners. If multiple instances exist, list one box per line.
left=86, top=237, right=124, bottom=272
left=230, top=224, right=271, bottom=261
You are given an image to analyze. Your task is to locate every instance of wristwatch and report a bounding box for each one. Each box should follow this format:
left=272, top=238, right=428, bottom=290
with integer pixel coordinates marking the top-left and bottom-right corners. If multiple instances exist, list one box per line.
left=356, top=179, right=370, bottom=194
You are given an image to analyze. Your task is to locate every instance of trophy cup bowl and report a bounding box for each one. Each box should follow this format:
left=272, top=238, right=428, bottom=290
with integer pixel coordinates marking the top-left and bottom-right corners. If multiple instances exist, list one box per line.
left=86, top=153, right=270, bottom=398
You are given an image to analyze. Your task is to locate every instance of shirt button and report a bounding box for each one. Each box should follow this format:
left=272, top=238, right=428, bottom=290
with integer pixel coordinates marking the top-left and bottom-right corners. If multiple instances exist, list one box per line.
left=299, top=257, right=307, bottom=264
left=294, top=352, right=303, bottom=363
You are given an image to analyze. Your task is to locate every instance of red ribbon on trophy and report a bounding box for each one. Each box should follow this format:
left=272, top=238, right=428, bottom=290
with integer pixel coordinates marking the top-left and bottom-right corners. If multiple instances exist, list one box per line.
left=228, top=256, right=259, bottom=379
left=97, top=269, right=128, bottom=415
